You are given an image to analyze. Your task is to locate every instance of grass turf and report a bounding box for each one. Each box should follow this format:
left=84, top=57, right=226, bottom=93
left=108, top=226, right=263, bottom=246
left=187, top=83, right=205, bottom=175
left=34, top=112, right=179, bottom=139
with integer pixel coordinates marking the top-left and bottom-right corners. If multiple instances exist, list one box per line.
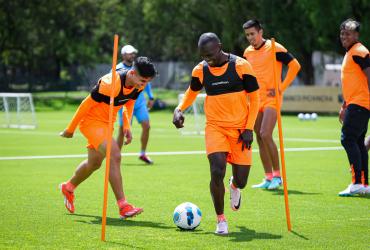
left=0, top=110, right=369, bottom=249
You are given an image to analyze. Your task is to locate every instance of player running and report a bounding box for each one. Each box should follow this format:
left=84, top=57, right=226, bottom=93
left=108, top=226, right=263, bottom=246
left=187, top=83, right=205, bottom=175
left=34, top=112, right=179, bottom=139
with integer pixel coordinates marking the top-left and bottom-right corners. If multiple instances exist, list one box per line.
left=59, top=57, right=156, bottom=218
left=173, top=33, right=260, bottom=235
left=243, top=19, right=301, bottom=190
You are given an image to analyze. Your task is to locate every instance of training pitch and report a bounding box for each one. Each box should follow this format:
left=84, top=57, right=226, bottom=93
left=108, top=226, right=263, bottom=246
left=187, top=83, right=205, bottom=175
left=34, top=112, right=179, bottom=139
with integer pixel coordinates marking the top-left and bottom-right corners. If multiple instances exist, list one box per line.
left=0, top=110, right=369, bottom=249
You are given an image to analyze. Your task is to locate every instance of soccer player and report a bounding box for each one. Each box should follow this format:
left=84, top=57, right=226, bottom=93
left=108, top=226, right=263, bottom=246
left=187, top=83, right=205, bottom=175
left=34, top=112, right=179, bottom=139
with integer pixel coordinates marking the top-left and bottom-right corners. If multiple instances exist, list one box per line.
left=242, top=19, right=301, bottom=190
left=116, top=45, right=155, bottom=164
left=338, top=19, right=370, bottom=196
left=173, top=33, right=260, bottom=235
left=59, top=57, right=156, bottom=218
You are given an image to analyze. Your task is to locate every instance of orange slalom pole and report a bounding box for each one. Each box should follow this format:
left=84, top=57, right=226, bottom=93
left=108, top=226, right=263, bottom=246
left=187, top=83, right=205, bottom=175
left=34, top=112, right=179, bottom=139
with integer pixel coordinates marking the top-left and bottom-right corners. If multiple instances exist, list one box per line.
left=101, top=34, right=119, bottom=241
left=271, top=38, right=292, bottom=231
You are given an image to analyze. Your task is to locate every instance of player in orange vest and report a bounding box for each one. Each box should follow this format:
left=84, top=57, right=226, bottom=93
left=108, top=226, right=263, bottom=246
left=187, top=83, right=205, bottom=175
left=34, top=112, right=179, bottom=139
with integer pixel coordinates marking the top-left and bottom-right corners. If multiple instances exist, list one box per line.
left=338, top=19, right=370, bottom=196
left=59, top=57, right=156, bottom=218
left=173, top=33, right=260, bottom=235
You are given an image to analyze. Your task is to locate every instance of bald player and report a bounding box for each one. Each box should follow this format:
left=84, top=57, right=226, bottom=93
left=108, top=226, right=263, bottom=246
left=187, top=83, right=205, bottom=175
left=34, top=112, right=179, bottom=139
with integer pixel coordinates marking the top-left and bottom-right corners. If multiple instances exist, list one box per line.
left=338, top=19, right=370, bottom=196
left=243, top=19, right=301, bottom=190
left=59, top=57, right=156, bottom=218
left=173, top=33, right=260, bottom=235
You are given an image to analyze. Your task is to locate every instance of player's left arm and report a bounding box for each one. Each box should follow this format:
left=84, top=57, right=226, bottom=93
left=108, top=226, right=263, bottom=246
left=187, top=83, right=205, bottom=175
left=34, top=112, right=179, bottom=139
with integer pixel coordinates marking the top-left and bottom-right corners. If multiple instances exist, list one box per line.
left=276, top=49, right=301, bottom=92
left=237, top=58, right=260, bottom=131
left=237, top=58, right=260, bottom=149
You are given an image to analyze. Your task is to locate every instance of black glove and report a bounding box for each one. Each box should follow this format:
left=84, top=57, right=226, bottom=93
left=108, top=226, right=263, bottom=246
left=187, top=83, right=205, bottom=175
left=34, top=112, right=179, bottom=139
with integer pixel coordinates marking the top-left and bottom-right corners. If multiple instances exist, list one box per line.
left=173, top=108, right=185, bottom=128
left=238, top=129, right=253, bottom=151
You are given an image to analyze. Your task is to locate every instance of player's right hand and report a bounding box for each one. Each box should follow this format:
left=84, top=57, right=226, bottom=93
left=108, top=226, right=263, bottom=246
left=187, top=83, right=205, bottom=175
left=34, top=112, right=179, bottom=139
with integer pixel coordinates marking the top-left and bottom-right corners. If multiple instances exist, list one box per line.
left=59, top=129, right=73, bottom=138
left=238, top=129, right=253, bottom=151
left=172, top=108, right=185, bottom=128
left=339, top=107, right=346, bottom=124
left=123, top=129, right=132, bottom=145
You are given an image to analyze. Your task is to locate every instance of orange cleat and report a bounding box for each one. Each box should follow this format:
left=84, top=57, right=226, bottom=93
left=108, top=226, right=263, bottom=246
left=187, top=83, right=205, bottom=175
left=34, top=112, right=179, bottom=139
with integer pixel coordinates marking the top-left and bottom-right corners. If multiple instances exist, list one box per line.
left=59, top=183, right=75, bottom=213
left=119, top=203, right=143, bottom=219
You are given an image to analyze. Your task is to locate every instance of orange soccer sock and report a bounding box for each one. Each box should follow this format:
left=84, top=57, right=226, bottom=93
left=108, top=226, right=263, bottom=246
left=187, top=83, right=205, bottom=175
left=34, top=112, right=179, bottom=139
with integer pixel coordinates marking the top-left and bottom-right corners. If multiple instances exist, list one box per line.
left=217, top=214, right=226, bottom=222
left=265, top=173, right=273, bottom=181
left=65, top=181, right=76, bottom=192
left=273, top=170, right=281, bottom=178
left=117, top=198, right=128, bottom=208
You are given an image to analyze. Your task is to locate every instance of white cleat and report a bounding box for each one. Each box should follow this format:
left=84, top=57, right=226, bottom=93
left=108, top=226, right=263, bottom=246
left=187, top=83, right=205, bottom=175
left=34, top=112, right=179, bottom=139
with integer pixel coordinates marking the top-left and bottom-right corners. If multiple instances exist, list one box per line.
left=360, top=185, right=370, bottom=195
left=229, top=176, right=241, bottom=211
left=338, top=184, right=365, bottom=197
left=215, top=220, right=228, bottom=235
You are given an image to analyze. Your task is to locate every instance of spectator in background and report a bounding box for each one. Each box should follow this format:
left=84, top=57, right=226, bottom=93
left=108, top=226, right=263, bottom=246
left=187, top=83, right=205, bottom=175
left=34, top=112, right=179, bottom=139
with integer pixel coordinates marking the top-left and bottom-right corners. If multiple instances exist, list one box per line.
left=338, top=19, right=370, bottom=196
left=116, top=45, right=155, bottom=164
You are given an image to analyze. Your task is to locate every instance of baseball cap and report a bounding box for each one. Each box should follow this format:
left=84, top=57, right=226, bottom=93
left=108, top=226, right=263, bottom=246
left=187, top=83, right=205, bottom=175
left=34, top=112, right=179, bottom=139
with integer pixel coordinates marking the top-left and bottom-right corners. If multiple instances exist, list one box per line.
left=121, top=45, right=138, bottom=55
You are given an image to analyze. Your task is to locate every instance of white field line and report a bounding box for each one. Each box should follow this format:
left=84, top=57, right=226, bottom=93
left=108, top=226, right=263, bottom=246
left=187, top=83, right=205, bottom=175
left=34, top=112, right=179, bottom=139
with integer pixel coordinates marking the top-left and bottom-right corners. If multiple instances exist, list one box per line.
left=0, top=130, right=341, bottom=143
left=0, top=146, right=343, bottom=161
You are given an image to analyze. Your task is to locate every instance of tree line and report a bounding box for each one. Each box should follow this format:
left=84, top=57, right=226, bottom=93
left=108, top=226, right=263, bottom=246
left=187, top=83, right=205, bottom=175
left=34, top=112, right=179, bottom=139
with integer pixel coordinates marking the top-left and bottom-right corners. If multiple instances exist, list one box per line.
left=0, top=0, right=369, bottom=91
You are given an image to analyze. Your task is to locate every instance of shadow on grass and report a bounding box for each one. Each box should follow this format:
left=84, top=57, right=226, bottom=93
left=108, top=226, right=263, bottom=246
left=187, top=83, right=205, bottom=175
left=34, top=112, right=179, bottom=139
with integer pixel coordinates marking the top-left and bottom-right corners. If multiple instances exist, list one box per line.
left=68, top=213, right=173, bottom=230
left=199, top=226, right=282, bottom=242
left=269, top=189, right=321, bottom=196
left=338, top=194, right=370, bottom=199
left=290, top=230, right=309, bottom=240
left=229, top=226, right=282, bottom=242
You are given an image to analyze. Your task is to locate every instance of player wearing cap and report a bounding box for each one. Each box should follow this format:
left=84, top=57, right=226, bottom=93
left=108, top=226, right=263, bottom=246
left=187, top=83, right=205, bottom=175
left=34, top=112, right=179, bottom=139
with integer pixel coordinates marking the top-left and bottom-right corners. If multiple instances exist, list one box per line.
left=116, top=45, right=155, bottom=164
left=338, top=19, right=370, bottom=196
left=59, top=57, right=156, bottom=218
left=242, top=19, right=301, bottom=190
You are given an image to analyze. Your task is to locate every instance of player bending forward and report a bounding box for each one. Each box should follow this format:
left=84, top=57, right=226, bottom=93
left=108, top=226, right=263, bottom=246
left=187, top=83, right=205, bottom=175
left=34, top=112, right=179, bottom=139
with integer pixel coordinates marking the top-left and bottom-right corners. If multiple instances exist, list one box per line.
left=59, top=57, right=156, bottom=218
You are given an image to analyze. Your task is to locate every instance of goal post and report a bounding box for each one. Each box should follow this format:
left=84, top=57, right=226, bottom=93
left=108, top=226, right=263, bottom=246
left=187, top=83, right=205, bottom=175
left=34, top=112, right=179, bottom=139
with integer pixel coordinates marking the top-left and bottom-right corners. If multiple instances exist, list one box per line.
left=178, top=93, right=206, bottom=135
left=0, top=93, right=37, bottom=129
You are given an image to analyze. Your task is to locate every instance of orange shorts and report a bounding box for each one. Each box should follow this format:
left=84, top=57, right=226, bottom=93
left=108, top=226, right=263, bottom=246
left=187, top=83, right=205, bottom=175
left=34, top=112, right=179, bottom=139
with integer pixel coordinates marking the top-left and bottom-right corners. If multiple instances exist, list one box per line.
left=79, top=119, right=110, bottom=150
left=205, top=124, right=252, bottom=165
left=259, top=96, right=282, bottom=112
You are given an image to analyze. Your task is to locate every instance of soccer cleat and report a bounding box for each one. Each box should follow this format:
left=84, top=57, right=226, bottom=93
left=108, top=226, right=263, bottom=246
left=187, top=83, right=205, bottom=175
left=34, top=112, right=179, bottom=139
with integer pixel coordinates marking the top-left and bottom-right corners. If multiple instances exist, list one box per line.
left=139, top=154, right=153, bottom=164
left=119, top=203, right=143, bottom=219
left=229, top=176, right=241, bottom=211
left=338, top=184, right=365, bottom=197
left=360, top=186, right=370, bottom=195
left=215, top=220, right=228, bottom=235
left=268, top=177, right=282, bottom=190
left=59, top=183, right=75, bottom=213
left=252, top=179, right=271, bottom=189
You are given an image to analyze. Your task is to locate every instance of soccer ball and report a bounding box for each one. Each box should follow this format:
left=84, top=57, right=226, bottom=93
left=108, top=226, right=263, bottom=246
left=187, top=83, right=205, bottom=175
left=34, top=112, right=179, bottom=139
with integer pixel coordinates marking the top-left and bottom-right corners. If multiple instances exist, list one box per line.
left=310, top=113, right=318, bottom=120
left=297, top=113, right=304, bottom=120
left=173, top=202, right=202, bottom=230
left=304, top=113, right=311, bottom=120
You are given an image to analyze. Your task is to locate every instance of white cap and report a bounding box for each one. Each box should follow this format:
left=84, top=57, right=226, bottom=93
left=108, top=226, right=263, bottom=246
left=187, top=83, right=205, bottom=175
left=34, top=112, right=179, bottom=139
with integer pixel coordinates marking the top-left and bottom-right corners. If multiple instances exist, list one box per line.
left=121, top=45, right=138, bottom=55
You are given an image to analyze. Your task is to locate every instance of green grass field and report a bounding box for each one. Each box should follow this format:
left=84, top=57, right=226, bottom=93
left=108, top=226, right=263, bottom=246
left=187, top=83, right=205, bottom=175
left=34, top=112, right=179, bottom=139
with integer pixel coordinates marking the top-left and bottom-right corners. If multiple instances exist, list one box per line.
left=0, top=110, right=369, bottom=249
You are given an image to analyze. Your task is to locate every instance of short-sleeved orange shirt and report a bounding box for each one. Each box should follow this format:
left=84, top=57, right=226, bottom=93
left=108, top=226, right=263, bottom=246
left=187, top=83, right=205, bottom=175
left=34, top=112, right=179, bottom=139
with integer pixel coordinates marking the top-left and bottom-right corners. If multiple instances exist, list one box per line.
left=243, top=40, right=286, bottom=100
left=341, top=42, right=370, bottom=110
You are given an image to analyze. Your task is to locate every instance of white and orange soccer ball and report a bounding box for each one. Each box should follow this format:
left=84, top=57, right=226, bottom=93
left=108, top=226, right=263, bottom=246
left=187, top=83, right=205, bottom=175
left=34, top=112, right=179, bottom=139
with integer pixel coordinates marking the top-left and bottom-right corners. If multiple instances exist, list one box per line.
left=173, top=202, right=202, bottom=230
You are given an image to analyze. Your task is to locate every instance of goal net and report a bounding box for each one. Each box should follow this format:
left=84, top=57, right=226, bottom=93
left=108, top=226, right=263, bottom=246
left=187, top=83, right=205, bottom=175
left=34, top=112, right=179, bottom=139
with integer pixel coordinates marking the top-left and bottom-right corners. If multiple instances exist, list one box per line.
left=0, top=93, right=37, bottom=129
left=178, top=93, right=206, bottom=135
